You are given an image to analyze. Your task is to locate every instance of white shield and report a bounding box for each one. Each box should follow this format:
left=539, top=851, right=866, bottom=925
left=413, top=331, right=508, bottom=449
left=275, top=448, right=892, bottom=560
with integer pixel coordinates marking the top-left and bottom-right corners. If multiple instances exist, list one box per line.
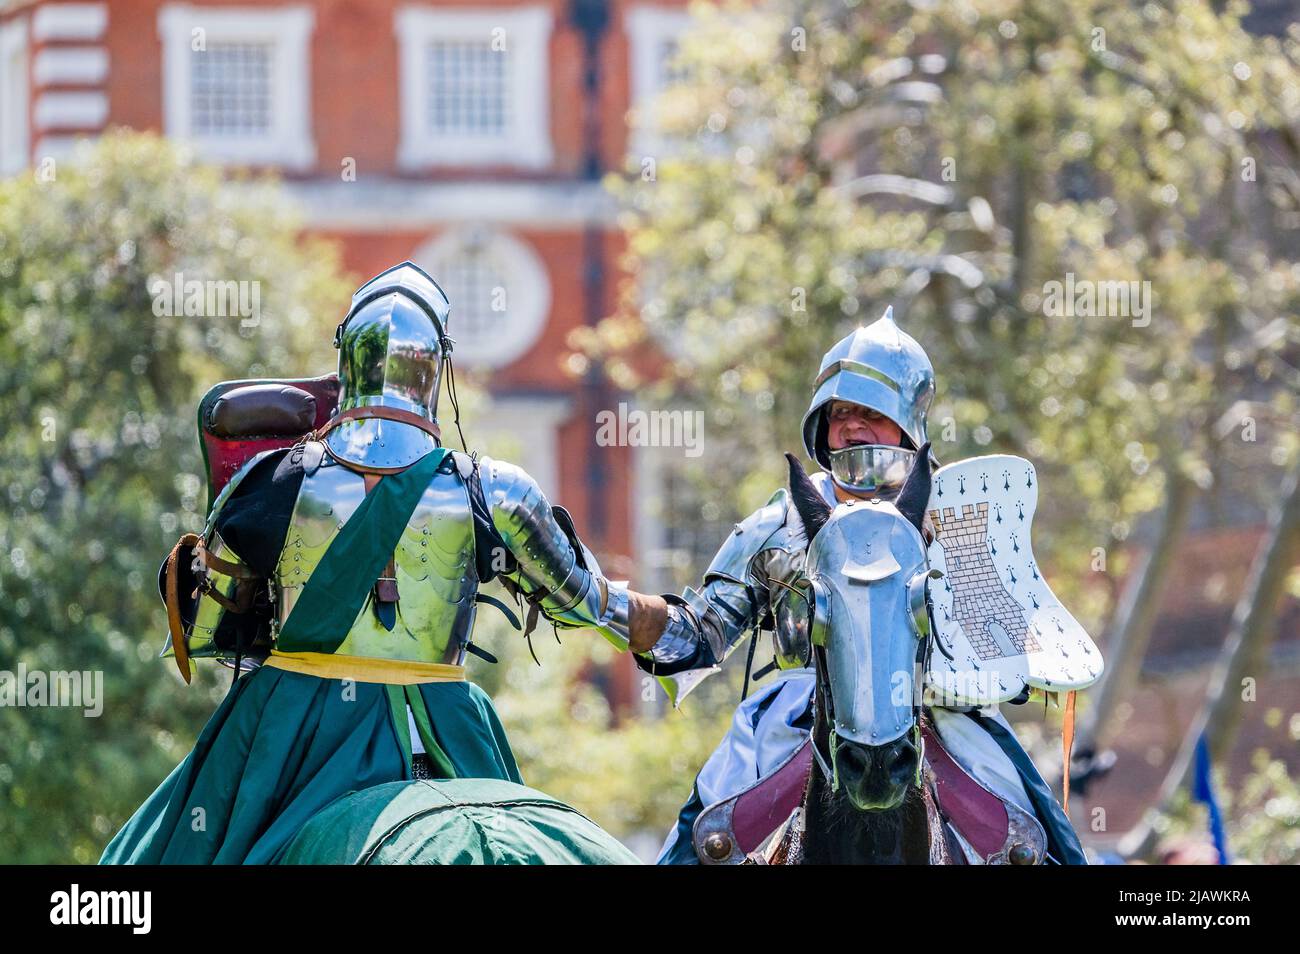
left=922, top=454, right=1103, bottom=706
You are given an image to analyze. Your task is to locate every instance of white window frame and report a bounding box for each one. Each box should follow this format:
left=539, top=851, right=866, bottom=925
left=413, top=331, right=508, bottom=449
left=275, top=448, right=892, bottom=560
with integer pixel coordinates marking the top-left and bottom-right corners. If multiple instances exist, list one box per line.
left=413, top=226, right=552, bottom=370
left=157, top=4, right=315, bottom=169
left=626, top=5, right=693, bottom=160
left=394, top=5, right=552, bottom=170
left=0, top=16, right=29, bottom=175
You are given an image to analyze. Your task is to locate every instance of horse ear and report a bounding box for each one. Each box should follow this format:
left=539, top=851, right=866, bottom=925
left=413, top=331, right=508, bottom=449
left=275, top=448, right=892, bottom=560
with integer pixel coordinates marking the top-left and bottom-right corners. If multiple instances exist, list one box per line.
left=785, top=452, right=834, bottom=541
left=894, top=442, right=932, bottom=535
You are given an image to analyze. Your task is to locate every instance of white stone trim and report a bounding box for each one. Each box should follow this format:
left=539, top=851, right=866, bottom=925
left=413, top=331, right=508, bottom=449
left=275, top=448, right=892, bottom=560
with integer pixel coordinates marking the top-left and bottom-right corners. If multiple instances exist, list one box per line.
left=278, top=178, right=617, bottom=229
left=33, top=45, right=108, bottom=85
left=413, top=226, right=552, bottom=370
left=394, top=5, right=552, bottom=170
left=157, top=4, right=315, bottom=169
left=33, top=133, right=88, bottom=161
left=33, top=89, right=106, bottom=129
left=32, top=2, right=106, bottom=42
left=470, top=394, right=573, bottom=498
left=0, top=15, right=28, bottom=174
left=632, top=434, right=670, bottom=591
left=626, top=5, right=694, bottom=160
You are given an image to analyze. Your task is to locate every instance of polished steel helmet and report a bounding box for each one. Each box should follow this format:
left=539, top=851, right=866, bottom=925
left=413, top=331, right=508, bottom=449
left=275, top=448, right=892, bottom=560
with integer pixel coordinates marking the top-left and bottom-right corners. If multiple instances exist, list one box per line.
left=800, top=307, right=935, bottom=494
left=326, top=261, right=452, bottom=471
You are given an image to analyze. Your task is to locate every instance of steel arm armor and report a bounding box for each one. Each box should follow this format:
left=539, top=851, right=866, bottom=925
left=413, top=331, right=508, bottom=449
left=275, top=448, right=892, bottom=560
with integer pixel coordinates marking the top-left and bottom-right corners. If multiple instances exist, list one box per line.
left=477, top=456, right=632, bottom=648
left=638, top=489, right=809, bottom=704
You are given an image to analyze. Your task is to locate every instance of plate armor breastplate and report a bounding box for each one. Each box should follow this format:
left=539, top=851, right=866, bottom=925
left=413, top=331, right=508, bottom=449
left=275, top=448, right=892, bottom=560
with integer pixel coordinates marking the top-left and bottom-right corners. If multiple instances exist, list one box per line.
left=273, top=456, right=478, bottom=664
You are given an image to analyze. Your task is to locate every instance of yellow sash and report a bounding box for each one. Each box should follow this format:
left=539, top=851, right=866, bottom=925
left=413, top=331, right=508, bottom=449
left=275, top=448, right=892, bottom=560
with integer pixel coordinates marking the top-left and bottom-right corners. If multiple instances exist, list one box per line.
left=263, top=650, right=465, bottom=685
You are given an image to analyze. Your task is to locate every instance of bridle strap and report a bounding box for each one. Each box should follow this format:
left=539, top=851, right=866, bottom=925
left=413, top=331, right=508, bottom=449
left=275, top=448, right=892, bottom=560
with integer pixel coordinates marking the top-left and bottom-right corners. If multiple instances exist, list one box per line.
left=810, top=643, right=837, bottom=787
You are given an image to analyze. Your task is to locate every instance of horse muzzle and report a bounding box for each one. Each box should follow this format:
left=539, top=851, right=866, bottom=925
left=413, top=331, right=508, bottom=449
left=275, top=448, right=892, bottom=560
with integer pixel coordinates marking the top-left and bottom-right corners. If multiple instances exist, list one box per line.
left=833, top=733, right=920, bottom=811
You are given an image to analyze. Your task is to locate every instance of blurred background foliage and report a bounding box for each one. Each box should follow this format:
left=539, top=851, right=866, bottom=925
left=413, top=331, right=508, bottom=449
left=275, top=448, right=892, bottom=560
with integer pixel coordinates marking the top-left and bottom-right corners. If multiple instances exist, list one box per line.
left=590, top=0, right=1299, bottom=590
left=0, top=133, right=347, bottom=862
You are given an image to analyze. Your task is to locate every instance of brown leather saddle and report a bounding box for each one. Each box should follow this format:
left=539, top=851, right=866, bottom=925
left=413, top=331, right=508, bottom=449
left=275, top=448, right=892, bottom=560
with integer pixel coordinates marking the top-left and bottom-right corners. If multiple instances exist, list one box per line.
left=692, top=724, right=1047, bottom=865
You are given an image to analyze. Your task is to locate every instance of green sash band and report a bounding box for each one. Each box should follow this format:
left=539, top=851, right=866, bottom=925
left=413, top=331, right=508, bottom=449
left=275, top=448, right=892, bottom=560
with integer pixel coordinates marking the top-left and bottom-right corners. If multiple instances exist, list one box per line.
left=406, top=684, right=457, bottom=778
left=386, top=685, right=414, bottom=770
left=383, top=684, right=456, bottom=779
left=276, top=447, right=450, bottom=654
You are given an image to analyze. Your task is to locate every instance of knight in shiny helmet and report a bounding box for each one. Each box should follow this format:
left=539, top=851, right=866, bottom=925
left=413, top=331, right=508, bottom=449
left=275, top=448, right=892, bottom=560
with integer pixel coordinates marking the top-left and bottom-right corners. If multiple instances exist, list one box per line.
left=102, top=262, right=648, bottom=864
left=597, top=308, right=1089, bottom=865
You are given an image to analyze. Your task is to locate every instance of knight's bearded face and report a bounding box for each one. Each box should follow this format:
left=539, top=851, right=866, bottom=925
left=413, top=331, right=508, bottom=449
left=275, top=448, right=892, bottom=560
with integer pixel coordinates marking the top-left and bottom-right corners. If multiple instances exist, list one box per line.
left=826, top=400, right=904, bottom=451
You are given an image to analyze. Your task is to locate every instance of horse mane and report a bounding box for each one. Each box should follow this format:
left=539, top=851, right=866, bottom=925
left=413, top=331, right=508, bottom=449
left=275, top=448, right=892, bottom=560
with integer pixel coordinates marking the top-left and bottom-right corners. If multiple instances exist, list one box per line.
left=785, top=452, right=833, bottom=540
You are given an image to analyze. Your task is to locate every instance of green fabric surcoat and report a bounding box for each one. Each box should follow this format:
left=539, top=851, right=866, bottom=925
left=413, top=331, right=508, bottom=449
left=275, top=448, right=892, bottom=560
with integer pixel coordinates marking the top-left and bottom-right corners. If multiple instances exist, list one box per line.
left=99, top=666, right=521, bottom=864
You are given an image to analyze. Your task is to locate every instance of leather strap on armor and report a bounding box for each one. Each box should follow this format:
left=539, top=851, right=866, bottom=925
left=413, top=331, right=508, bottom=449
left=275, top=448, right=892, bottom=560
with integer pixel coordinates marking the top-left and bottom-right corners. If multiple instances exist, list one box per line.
left=312, top=404, right=442, bottom=443
left=314, top=407, right=443, bottom=475
left=165, top=533, right=202, bottom=684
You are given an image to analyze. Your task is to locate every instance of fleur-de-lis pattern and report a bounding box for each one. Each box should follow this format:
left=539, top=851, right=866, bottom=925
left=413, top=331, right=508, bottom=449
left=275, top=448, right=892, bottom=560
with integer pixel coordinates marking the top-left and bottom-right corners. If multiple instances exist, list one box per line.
left=925, top=454, right=1104, bottom=705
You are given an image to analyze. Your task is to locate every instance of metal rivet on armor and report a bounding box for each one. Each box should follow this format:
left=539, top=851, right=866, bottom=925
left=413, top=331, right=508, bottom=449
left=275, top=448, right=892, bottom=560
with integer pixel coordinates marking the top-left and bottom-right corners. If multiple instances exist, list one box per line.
left=1009, top=843, right=1035, bottom=865
left=702, top=832, right=732, bottom=861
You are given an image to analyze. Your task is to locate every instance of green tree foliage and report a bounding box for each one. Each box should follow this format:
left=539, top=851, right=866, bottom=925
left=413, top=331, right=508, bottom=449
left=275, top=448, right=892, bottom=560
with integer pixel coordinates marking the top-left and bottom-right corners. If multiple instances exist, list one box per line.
left=590, top=0, right=1299, bottom=616
left=1157, top=748, right=1300, bottom=865
left=0, top=133, right=348, bottom=862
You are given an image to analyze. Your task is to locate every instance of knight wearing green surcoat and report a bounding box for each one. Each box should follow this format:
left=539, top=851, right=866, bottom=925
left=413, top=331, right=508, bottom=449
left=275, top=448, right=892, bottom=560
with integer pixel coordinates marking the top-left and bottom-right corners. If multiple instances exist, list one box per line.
left=100, top=262, right=649, bottom=864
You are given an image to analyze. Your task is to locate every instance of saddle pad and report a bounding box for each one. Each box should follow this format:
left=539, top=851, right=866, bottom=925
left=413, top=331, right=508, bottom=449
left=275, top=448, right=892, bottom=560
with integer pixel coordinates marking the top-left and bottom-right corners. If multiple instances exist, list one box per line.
left=198, top=373, right=340, bottom=509
left=693, top=740, right=814, bottom=864
left=691, top=726, right=1046, bottom=864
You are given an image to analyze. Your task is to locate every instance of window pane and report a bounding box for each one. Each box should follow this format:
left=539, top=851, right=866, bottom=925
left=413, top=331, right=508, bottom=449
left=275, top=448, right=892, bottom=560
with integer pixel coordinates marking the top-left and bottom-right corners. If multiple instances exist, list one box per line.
left=430, top=243, right=507, bottom=348
left=191, top=41, right=274, bottom=137
left=425, top=39, right=509, bottom=137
